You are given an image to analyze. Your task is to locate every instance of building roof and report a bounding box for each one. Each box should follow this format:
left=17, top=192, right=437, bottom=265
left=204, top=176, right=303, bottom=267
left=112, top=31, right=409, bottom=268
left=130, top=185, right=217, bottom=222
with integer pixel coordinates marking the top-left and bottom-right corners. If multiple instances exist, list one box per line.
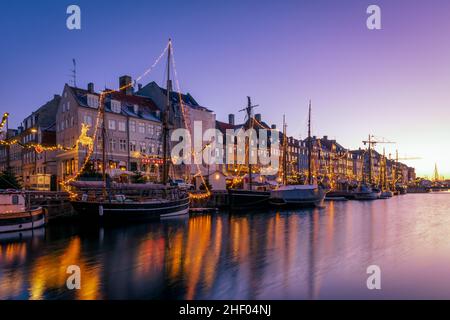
left=67, top=85, right=161, bottom=123
left=23, top=95, right=61, bottom=129
left=108, top=91, right=159, bottom=112
left=137, top=81, right=213, bottom=112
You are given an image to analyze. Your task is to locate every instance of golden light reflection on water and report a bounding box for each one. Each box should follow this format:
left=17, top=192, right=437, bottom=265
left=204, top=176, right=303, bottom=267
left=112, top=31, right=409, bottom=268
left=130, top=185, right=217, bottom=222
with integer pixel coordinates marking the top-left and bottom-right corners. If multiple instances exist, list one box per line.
left=184, top=215, right=212, bottom=299
left=2, top=194, right=450, bottom=299
left=27, top=237, right=101, bottom=300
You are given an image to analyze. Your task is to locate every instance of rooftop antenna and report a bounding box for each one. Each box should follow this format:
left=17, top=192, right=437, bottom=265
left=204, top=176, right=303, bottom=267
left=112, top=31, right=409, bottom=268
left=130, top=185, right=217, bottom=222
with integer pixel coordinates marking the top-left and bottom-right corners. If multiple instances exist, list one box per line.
left=71, top=59, right=77, bottom=87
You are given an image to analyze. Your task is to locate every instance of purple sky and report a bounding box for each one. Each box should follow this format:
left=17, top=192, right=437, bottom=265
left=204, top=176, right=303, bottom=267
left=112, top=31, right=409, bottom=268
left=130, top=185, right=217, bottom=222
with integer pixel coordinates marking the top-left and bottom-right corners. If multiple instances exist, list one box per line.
left=1, top=0, right=449, bottom=177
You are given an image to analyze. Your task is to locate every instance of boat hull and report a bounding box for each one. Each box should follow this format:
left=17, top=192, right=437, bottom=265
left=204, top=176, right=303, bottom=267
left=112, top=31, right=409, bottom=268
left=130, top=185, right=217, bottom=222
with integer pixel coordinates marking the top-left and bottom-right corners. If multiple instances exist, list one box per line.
left=228, top=189, right=270, bottom=211
left=379, top=191, right=394, bottom=199
left=0, top=207, right=46, bottom=233
left=270, top=186, right=325, bottom=208
left=353, top=192, right=381, bottom=200
left=326, top=190, right=355, bottom=200
left=71, top=196, right=190, bottom=222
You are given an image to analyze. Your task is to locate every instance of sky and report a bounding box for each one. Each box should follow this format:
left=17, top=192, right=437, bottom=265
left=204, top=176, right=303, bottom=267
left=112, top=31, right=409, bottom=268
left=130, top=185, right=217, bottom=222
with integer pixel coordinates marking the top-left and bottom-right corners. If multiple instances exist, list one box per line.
left=1, top=0, right=449, bottom=178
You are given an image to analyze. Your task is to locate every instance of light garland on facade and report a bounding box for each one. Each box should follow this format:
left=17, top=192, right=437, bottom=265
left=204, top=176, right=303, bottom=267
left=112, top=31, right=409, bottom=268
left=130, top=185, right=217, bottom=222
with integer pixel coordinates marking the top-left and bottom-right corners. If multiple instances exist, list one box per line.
left=59, top=41, right=176, bottom=199
left=3, top=40, right=213, bottom=201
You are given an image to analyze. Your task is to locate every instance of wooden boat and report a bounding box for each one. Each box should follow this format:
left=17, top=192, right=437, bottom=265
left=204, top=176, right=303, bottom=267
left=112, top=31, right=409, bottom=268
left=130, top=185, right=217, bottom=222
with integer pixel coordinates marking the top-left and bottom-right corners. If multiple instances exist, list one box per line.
left=71, top=190, right=189, bottom=222
left=0, top=191, right=46, bottom=233
left=70, top=41, right=190, bottom=222
left=228, top=188, right=270, bottom=210
left=228, top=97, right=271, bottom=211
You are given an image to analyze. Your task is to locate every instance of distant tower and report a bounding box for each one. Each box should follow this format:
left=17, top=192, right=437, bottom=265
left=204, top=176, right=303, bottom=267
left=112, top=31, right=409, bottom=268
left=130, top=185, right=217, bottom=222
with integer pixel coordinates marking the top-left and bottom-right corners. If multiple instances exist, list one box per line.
left=433, top=163, right=440, bottom=182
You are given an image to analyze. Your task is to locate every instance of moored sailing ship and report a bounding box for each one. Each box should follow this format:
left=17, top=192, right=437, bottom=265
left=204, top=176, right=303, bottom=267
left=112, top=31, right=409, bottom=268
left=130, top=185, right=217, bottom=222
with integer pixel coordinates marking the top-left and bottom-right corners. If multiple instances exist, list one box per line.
left=269, top=101, right=326, bottom=207
left=228, top=97, right=271, bottom=210
left=70, top=40, right=189, bottom=221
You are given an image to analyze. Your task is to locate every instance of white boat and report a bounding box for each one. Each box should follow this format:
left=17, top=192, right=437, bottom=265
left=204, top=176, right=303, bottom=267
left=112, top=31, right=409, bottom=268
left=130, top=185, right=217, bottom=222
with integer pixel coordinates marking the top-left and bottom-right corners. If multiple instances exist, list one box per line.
left=269, top=102, right=325, bottom=208
left=353, top=184, right=380, bottom=200
left=270, top=184, right=325, bottom=207
left=0, top=191, right=46, bottom=233
left=380, top=190, right=394, bottom=199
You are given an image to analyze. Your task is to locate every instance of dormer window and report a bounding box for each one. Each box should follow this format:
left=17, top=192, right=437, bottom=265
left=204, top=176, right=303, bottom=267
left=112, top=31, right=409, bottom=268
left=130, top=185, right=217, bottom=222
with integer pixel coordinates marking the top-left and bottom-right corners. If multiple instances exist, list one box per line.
left=87, top=94, right=99, bottom=108
left=133, top=105, right=139, bottom=114
left=111, top=100, right=121, bottom=113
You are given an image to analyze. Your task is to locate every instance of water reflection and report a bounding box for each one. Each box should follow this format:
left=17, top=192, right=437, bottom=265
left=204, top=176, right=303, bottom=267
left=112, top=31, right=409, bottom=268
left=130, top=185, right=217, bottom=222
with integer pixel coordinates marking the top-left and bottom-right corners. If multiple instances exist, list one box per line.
left=1, top=193, right=450, bottom=299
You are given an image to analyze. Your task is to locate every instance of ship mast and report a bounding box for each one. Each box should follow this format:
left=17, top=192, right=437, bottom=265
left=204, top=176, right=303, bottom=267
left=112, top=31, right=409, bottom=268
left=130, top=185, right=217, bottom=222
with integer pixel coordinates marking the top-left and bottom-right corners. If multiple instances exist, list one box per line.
left=383, top=148, right=389, bottom=191
left=101, top=94, right=107, bottom=198
left=368, top=134, right=372, bottom=185
left=239, top=96, right=258, bottom=190
left=162, top=39, right=172, bottom=185
left=282, top=115, right=287, bottom=185
left=307, top=100, right=313, bottom=185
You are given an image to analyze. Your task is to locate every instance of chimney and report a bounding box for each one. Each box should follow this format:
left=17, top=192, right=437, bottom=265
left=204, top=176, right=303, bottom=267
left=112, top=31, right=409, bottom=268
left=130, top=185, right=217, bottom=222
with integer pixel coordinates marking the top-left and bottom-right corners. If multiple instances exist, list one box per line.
left=255, top=113, right=261, bottom=122
left=228, top=114, right=235, bottom=125
left=87, top=82, right=94, bottom=93
left=138, top=83, right=143, bottom=90
left=323, top=135, right=328, bottom=140
left=119, top=75, right=133, bottom=95
left=271, top=124, right=276, bottom=129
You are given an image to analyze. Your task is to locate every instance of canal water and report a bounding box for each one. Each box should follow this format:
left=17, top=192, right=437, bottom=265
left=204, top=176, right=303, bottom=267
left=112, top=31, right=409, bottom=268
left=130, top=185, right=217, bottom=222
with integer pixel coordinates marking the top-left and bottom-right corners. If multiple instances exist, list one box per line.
left=1, top=192, right=450, bottom=300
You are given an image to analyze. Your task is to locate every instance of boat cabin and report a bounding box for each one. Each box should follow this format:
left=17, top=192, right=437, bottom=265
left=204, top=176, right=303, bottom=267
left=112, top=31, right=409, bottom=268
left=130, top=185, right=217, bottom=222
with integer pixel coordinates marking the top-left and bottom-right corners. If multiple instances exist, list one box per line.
left=0, top=192, right=27, bottom=213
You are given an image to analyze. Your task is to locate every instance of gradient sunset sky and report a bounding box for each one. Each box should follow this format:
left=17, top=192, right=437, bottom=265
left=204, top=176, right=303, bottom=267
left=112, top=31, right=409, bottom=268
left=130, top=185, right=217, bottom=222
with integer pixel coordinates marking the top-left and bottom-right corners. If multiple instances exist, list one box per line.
left=1, top=0, right=449, bottom=178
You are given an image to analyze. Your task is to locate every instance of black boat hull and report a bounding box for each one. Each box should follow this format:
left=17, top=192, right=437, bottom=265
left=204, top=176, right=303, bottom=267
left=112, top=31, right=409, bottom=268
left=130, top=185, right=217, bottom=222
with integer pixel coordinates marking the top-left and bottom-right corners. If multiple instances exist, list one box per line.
left=228, top=189, right=270, bottom=211
left=71, top=196, right=190, bottom=222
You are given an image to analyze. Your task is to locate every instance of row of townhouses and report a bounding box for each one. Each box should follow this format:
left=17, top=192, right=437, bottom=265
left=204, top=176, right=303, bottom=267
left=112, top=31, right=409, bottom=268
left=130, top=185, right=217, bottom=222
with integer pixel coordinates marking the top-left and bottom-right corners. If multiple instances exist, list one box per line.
left=0, top=75, right=415, bottom=190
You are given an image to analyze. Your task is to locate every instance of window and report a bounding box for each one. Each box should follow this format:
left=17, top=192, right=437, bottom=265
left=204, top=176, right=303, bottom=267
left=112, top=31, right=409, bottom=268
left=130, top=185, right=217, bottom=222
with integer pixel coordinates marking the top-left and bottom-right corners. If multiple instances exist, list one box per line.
left=67, top=101, right=70, bottom=111
left=12, top=195, right=19, bottom=205
left=109, top=139, right=116, bottom=151
left=111, top=100, right=121, bottom=113
left=118, top=121, right=126, bottom=132
left=83, top=114, right=93, bottom=127
left=147, top=124, right=154, bottom=135
left=119, top=139, right=127, bottom=152
left=129, top=120, right=136, bottom=132
left=129, top=140, right=136, bottom=152
left=138, top=122, right=145, bottom=134
left=139, top=142, right=146, bottom=153
left=130, top=162, right=137, bottom=171
left=61, top=121, right=65, bottom=131
left=155, top=126, right=161, bottom=138
left=149, top=143, right=155, bottom=154
left=108, top=120, right=116, bottom=130
left=87, top=94, right=99, bottom=108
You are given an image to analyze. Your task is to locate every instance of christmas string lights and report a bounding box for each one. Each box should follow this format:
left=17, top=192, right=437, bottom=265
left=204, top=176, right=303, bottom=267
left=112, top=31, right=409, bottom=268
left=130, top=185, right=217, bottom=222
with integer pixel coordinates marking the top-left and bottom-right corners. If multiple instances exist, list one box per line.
left=171, top=41, right=211, bottom=200
left=0, top=113, right=9, bottom=133
left=60, top=41, right=171, bottom=198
